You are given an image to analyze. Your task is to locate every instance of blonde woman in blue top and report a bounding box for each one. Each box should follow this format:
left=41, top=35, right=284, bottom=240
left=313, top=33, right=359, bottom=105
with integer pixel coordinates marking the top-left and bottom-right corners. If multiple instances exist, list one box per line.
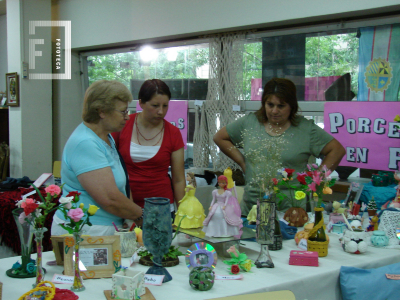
left=51, top=80, right=143, bottom=236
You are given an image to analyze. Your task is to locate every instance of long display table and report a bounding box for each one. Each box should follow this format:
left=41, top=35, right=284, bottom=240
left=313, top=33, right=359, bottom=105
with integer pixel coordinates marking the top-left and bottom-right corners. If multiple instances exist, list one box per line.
left=1, top=233, right=399, bottom=300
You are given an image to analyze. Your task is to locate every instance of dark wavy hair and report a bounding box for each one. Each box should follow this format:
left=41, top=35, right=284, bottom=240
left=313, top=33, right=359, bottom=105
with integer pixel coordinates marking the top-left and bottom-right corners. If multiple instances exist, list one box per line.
left=254, top=78, right=299, bottom=125
left=138, top=79, right=171, bottom=103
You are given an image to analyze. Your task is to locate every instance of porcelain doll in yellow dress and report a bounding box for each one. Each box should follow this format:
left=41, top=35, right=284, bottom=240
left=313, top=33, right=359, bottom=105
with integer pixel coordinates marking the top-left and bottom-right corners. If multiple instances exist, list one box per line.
left=174, top=172, right=206, bottom=229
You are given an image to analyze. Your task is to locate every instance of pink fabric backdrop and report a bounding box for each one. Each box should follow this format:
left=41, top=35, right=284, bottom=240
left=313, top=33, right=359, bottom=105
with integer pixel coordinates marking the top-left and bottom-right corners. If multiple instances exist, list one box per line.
left=305, top=76, right=341, bottom=101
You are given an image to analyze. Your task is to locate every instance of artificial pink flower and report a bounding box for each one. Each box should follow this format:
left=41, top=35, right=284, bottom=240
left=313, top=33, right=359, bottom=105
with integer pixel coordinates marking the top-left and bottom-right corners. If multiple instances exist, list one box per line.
left=313, top=174, right=322, bottom=185
left=67, top=208, right=84, bottom=222
left=21, top=198, right=39, bottom=216
left=227, top=245, right=239, bottom=257
left=308, top=182, right=317, bottom=192
left=45, top=184, right=61, bottom=196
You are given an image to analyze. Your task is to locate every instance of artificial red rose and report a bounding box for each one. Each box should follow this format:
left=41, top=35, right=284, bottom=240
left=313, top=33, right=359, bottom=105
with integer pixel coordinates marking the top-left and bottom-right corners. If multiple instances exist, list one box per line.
left=306, top=171, right=313, bottom=177
left=272, top=178, right=278, bottom=185
left=297, top=174, right=307, bottom=185
left=285, top=168, right=295, bottom=177
left=67, top=191, right=81, bottom=202
left=21, top=198, right=39, bottom=216
left=231, top=264, right=240, bottom=274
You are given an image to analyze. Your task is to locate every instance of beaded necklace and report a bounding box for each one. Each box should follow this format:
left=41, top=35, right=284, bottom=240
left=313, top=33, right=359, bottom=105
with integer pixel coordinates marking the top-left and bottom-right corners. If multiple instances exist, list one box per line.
left=135, top=113, right=164, bottom=146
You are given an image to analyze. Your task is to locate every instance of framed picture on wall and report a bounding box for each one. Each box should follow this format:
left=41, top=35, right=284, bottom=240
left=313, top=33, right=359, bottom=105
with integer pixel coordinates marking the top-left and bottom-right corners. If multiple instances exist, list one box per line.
left=5, top=72, right=19, bottom=107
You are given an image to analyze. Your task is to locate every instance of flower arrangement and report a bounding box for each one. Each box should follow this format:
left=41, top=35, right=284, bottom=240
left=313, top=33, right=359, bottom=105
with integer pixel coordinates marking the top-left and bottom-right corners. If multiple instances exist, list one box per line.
left=223, top=245, right=254, bottom=274
left=297, top=164, right=336, bottom=207
left=273, top=168, right=307, bottom=207
left=16, top=184, right=62, bottom=228
left=236, top=129, right=287, bottom=199
left=56, top=191, right=99, bottom=234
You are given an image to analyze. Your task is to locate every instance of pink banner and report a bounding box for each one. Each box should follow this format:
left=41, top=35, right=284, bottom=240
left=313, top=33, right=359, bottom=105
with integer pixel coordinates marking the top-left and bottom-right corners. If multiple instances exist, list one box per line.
left=251, top=78, right=263, bottom=100
left=324, top=102, right=400, bottom=171
left=136, top=100, right=188, bottom=149
left=305, top=76, right=341, bottom=101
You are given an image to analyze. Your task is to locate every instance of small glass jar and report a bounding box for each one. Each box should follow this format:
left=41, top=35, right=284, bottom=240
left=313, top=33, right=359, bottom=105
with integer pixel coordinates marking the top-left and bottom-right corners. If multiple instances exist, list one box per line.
left=371, top=231, right=389, bottom=247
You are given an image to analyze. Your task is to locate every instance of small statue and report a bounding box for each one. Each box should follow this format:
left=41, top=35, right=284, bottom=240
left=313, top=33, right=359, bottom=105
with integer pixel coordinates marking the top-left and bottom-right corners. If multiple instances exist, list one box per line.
left=332, top=201, right=346, bottom=215
left=202, top=175, right=243, bottom=237
left=174, top=172, right=205, bottom=229
left=224, top=167, right=243, bottom=236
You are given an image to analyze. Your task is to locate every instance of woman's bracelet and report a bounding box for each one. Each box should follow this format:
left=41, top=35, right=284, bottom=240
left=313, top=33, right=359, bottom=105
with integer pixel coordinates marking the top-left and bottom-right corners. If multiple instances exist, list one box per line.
left=134, top=208, right=144, bottom=222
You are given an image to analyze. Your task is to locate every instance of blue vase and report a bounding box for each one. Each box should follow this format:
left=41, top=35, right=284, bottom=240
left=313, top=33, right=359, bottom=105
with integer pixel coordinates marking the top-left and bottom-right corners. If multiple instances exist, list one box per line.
left=142, top=197, right=172, bottom=283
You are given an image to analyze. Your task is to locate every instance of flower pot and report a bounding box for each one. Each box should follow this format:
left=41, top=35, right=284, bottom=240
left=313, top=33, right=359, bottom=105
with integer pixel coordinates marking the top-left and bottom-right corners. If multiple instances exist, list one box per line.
left=283, top=207, right=309, bottom=227
left=368, top=209, right=377, bottom=217
left=112, top=269, right=145, bottom=299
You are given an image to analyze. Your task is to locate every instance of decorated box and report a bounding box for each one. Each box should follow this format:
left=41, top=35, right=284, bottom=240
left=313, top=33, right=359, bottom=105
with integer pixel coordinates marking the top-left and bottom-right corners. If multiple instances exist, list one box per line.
left=111, top=269, right=145, bottom=300
left=289, top=250, right=318, bottom=267
left=332, top=222, right=347, bottom=233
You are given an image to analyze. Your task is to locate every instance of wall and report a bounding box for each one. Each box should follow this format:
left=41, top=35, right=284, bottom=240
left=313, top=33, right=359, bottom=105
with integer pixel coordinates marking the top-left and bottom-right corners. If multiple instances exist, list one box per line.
left=56, top=0, right=400, bottom=50
left=0, top=15, right=7, bottom=93
left=7, top=0, right=53, bottom=178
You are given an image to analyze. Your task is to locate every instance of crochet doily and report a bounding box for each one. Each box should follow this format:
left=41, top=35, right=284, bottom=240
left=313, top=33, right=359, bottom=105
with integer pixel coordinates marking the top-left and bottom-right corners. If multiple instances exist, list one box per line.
left=378, top=210, right=400, bottom=248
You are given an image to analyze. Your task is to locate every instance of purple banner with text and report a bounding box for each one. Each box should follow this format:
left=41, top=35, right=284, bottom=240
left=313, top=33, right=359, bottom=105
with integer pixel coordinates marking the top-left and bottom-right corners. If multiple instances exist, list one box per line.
left=324, top=102, right=400, bottom=171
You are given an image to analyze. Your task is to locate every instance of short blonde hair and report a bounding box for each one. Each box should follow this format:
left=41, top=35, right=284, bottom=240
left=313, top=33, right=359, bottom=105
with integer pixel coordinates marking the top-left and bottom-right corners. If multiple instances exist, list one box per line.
left=82, top=80, right=133, bottom=123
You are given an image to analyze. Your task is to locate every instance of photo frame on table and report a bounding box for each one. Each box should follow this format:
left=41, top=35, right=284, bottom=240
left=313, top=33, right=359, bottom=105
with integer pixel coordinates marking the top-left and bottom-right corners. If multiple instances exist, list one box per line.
left=185, top=242, right=218, bottom=269
left=51, top=236, right=66, bottom=265
left=64, top=235, right=121, bottom=279
left=344, top=182, right=364, bottom=206
left=5, top=72, right=19, bottom=107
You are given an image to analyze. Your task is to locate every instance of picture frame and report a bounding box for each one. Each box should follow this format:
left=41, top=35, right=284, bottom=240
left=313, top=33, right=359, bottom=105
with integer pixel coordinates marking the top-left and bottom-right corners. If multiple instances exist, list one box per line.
left=344, top=182, right=364, bottom=206
left=185, top=242, right=218, bottom=269
left=5, top=72, right=19, bottom=107
left=64, top=235, right=121, bottom=279
left=51, top=235, right=67, bottom=265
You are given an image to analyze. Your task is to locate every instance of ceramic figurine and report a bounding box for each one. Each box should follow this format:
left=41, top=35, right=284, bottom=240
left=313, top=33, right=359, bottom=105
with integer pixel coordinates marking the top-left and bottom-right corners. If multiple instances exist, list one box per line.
left=247, top=205, right=257, bottom=224
left=224, top=167, right=243, bottom=237
left=202, top=175, right=243, bottom=237
left=174, top=173, right=206, bottom=229
left=341, top=229, right=368, bottom=254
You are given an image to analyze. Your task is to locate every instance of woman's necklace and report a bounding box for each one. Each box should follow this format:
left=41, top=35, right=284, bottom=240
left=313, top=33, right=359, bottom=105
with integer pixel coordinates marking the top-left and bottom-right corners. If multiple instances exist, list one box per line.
left=135, top=113, right=164, bottom=146
left=265, top=121, right=290, bottom=136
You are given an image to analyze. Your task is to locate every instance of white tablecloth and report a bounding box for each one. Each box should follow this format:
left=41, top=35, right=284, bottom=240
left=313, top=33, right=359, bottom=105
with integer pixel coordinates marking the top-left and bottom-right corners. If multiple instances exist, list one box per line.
left=1, top=233, right=399, bottom=300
